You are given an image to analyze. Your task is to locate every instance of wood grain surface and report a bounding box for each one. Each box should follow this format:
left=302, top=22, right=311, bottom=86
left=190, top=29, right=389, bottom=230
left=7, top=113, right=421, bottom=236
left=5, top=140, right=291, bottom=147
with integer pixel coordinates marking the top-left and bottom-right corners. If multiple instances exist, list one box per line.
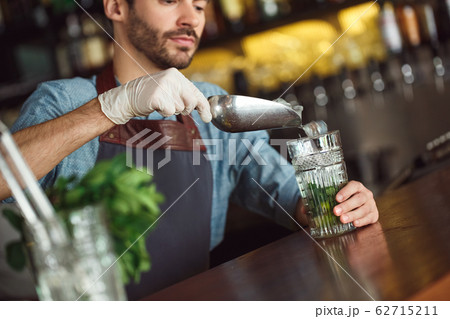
left=144, top=164, right=450, bottom=301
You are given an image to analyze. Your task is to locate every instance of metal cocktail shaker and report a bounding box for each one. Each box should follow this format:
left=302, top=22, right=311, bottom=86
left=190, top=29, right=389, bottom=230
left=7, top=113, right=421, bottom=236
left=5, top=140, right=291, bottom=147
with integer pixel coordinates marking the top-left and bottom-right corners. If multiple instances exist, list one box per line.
left=208, top=95, right=302, bottom=132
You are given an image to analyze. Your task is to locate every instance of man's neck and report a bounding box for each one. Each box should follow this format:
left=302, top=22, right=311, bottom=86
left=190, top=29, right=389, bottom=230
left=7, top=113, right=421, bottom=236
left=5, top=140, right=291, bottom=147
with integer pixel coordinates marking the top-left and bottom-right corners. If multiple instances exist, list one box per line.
left=112, top=43, right=163, bottom=84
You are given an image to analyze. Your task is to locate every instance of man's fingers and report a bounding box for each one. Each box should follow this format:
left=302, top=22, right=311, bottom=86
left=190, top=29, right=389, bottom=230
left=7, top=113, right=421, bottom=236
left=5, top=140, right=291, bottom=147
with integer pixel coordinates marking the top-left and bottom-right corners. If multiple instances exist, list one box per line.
left=334, top=180, right=377, bottom=227
left=340, top=200, right=379, bottom=227
left=180, top=93, right=198, bottom=115
left=152, top=99, right=176, bottom=117
left=334, top=192, right=366, bottom=216
left=339, top=203, right=370, bottom=224
left=336, top=181, right=365, bottom=202
left=193, top=90, right=212, bottom=123
left=180, top=81, right=212, bottom=122
left=352, top=207, right=378, bottom=227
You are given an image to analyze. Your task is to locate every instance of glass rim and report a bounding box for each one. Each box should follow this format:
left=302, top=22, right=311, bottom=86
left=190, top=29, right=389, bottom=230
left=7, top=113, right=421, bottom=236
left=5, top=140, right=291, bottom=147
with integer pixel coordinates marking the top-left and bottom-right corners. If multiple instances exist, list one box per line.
left=286, top=130, right=340, bottom=145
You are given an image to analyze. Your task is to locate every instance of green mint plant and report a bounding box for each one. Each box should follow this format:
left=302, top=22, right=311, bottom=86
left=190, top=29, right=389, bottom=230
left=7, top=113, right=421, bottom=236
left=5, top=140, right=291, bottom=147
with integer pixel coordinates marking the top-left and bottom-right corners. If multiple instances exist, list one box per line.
left=307, top=183, right=342, bottom=228
left=2, top=153, right=164, bottom=284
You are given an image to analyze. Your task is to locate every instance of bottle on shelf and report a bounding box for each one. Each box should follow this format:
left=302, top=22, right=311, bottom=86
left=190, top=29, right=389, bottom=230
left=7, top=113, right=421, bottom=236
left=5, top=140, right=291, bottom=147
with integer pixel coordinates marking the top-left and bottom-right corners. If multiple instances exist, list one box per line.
left=257, top=0, right=291, bottom=22
left=434, top=0, right=450, bottom=44
left=392, top=0, right=421, bottom=101
left=416, top=1, right=439, bottom=50
left=219, top=0, right=246, bottom=33
left=337, top=32, right=369, bottom=112
left=369, top=64, right=385, bottom=96
left=446, top=0, right=450, bottom=22
left=368, top=59, right=387, bottom=107
left=65, top=13, right=86, bottom=75
left=415, top=1, right=446, bottom=93
left=310, top=75, right=329, bottom=121
left=397, top=2, right=421, bottom=48
left=80, top=15, right=110, bottom=72
left=338, top=66, right=357, bottom=114
left=377, top=1, right=404, bottom=95
left=203, top=0, right=225, bottom=40
left=0, top=1, right=5, bottom=33
left=243, top=0, right=261, bottom=26
left=379, top=0, right=403, bottom=55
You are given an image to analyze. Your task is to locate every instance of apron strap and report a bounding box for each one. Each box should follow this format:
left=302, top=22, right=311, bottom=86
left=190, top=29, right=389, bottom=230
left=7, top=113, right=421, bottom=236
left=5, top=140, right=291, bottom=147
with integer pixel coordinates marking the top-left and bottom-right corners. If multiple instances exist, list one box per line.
left=96, top=62, right=116, bottom=96
left=95, top=64, right=206, bottom=152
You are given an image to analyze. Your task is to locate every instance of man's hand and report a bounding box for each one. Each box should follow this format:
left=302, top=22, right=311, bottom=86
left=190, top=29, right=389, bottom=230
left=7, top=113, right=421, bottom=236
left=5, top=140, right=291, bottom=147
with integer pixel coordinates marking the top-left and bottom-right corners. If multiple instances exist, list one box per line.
left=295, top=180, right=379, bottom=228
left=333, top=181, right=379, bottom=227
left=98, top=68, right=212, bottom=124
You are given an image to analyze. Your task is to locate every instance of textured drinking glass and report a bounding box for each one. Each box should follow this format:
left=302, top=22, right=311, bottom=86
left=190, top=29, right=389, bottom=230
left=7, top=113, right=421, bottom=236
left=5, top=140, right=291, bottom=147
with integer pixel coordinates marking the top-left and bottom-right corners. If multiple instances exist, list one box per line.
left=24, top=204, right=126, bottom=300
left=68, top=204, right=127, bottom=301
left=287, top=131, right=356, bottom=238
left=24, top=218, right=79, bottom=301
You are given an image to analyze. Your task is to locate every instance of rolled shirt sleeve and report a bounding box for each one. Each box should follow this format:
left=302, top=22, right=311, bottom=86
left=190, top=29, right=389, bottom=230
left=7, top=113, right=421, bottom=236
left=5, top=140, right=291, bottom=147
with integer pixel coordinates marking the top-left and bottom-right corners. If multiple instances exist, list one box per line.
left=2, top=78, right=99, bottom=203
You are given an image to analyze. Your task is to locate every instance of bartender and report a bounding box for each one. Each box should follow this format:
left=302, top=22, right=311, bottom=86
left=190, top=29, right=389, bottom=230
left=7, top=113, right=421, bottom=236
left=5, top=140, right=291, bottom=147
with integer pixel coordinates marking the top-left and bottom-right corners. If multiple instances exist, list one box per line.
left=0, top=0, right=378, bottom=299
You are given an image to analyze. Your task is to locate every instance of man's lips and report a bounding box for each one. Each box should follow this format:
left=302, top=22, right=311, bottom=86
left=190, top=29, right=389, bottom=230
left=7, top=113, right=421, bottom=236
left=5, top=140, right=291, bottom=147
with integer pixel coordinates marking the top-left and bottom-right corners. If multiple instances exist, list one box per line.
left=169, top=36, right=196, bottom=47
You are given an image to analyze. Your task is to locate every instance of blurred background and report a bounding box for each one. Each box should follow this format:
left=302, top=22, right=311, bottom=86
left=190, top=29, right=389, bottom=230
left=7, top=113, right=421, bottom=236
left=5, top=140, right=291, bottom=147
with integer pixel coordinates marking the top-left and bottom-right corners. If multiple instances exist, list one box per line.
left=1, top=0, right=450, bottom=262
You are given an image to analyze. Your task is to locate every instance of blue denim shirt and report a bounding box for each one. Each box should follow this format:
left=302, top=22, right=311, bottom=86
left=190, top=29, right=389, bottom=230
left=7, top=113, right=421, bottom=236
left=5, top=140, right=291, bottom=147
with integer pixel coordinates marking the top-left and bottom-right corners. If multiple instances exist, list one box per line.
left=7, top=76, right=300, bottom=249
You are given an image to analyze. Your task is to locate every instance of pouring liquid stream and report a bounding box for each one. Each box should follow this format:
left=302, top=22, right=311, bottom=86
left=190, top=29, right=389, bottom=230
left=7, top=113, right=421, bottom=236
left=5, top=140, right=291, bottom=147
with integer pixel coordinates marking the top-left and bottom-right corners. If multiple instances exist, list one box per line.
left=300, top=120, right=329, bottom=138
left=273, top=98, right=328, bottom=138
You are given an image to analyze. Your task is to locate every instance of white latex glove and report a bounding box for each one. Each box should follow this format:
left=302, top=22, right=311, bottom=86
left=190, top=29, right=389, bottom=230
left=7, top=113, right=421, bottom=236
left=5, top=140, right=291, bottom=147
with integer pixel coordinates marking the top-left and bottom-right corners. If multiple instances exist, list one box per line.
left=98, top=68, right=212, bottom=124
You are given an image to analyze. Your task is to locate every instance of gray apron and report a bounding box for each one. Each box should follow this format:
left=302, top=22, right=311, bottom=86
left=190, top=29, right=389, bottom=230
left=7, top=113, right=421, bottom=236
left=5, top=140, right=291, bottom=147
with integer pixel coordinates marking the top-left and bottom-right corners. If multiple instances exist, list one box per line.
left=96, top=64, right=213, bottom=300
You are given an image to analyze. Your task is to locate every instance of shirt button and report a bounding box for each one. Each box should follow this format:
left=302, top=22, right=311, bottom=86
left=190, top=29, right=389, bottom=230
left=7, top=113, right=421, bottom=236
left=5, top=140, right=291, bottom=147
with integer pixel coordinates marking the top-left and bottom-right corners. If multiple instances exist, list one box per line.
left=109, top=133, right=115, bottom=139
left=191, top=129, right=196, bottom=135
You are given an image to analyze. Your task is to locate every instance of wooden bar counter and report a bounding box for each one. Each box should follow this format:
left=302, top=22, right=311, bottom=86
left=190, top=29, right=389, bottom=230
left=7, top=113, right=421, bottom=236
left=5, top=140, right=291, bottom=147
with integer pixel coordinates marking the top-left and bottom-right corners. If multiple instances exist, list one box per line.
left=144, top=164, right=450, bottom=301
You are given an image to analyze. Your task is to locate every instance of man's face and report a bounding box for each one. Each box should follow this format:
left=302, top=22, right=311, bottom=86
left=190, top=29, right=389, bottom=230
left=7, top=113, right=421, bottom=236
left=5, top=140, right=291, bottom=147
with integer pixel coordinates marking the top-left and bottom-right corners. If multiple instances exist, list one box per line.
left=126, top=0, right=207, bottom=70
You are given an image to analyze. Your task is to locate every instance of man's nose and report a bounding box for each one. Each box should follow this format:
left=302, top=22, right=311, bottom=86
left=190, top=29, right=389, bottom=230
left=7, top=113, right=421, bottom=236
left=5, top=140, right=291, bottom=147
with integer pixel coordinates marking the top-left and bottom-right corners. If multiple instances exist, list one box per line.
left=177, top=2, right=200, bottom=28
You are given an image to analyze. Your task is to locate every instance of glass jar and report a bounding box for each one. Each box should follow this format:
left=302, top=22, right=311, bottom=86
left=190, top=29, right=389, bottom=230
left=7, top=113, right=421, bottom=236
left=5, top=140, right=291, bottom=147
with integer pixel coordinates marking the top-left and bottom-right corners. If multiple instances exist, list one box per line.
left=25, top=204, right=126, bottom=300
left=67, top=204, right=126, bottom=301
left=287, top=130, right=356, bottom=238
left=24, top=217, right=79, bottom=301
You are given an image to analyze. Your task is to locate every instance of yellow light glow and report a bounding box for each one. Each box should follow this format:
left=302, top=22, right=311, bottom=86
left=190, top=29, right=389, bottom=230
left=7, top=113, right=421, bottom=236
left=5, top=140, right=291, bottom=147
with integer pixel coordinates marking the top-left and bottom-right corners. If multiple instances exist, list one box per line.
left=338, top=2, right=380, bottom=36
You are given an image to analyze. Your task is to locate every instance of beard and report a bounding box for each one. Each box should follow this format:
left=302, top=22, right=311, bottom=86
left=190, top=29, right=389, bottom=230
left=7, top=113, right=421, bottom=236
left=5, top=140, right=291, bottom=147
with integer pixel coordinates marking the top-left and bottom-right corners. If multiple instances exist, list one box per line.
left=126, top=9, right=199, bottom=70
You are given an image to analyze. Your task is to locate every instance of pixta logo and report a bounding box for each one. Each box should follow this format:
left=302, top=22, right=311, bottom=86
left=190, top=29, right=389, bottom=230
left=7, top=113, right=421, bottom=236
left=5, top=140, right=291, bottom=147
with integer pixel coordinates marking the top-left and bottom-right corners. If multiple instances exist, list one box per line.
left=192, top=138, right=291, bottom=166
left=126, top=129, right=292, bottom=174
left=126, top=129, right=172, bottom=175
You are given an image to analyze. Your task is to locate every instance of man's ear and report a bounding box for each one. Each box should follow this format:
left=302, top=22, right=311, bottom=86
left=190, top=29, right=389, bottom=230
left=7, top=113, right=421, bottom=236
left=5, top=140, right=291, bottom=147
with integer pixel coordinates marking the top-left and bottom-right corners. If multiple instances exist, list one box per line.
left=103, top=0, right=128, bottom=22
